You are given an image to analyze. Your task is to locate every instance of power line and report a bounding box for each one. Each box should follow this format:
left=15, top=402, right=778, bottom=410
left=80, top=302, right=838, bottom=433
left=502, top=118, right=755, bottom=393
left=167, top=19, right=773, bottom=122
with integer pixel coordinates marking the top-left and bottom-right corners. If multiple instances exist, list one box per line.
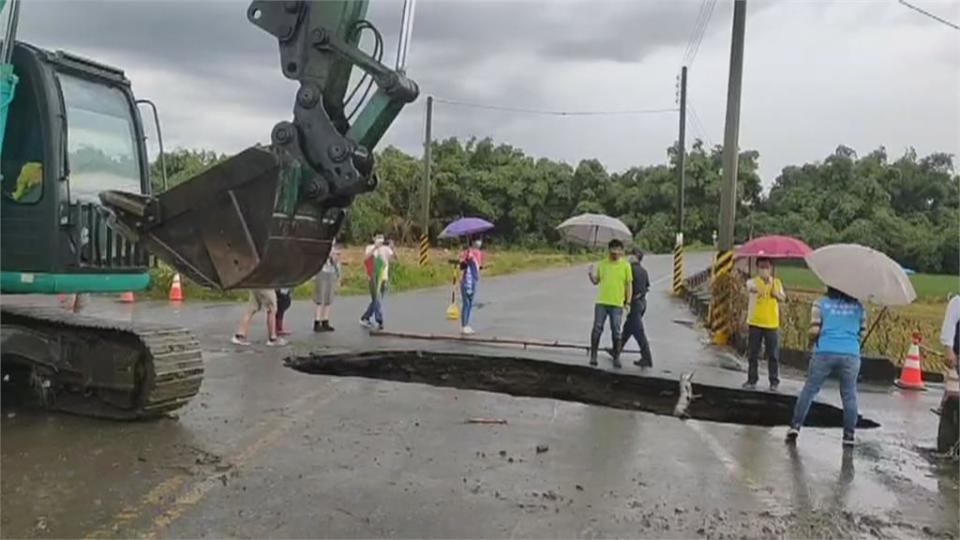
left=681, top=0, right=718, bottom=67
left=431, top=97, right=678, bottom=117
left=686, top=0, right=718, bottom=67
left=681, top=0, right=710, bottom=64
left=898, top=0, right=960, bottom=31
left=688, top=103, right=713, bottom=148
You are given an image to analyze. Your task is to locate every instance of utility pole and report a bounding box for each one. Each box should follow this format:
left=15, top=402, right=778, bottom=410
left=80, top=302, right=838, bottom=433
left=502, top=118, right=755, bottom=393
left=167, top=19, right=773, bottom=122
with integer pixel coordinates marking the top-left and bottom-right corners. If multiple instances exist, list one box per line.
left=677, top=65, right=687, bottom=234
left=717, top=0, right=747, bottom=252
left=418, top=95, right=433, bottom=266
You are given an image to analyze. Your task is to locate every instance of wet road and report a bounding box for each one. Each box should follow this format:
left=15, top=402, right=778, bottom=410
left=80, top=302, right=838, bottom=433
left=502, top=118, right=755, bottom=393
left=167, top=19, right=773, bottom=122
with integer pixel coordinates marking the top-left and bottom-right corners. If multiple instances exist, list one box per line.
left=2, top=252, right=957, bottom=538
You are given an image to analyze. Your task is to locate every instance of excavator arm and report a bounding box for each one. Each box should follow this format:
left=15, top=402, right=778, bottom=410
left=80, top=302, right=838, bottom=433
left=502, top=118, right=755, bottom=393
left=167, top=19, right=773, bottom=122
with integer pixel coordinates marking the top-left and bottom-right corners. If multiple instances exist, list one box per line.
left=101, top=0, right=418, bottom=290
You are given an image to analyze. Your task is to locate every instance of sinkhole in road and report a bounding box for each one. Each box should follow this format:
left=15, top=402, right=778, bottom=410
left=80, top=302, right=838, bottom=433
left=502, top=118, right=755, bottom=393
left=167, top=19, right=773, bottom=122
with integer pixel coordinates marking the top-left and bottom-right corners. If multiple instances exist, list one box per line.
left=285, top=350, right=880, bottom=429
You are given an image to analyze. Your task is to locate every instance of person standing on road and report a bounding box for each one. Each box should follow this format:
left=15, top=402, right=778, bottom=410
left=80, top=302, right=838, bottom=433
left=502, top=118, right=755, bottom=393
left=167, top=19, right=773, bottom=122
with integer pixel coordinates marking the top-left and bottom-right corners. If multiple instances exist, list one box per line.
left=313, top=240, right=342, bottom=332
left=274, top=288, right=292, bottom=336
left=940, top=294, right=960, bottom=377
left=459, top=236, right=485, bottom=335
left=618, top=247, right=653, bottom=367
left=743, top=258, right=786, bottom=391
left=232, top=289, right=287, bottom=347
left=359, top=234, right=396, bottom=330
left=588, top=239, right=632, bottom=369
left=786, top=287, right=866, bottom=447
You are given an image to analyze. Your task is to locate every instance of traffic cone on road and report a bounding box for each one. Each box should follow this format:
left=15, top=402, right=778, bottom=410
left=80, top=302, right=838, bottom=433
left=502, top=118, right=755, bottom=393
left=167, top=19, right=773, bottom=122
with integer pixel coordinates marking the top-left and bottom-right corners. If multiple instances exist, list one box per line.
left=169, top=273, right=184, bottom=302
left=119, top=291, right=135, bottom=303
left=895, top=332, right=927, bottom=391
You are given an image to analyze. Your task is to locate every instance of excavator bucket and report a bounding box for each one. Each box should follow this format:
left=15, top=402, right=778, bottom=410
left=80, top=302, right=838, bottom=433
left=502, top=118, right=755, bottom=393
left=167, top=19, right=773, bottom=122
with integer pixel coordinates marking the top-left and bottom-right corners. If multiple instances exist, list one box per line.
left=101, top=146, right=344, bottom=291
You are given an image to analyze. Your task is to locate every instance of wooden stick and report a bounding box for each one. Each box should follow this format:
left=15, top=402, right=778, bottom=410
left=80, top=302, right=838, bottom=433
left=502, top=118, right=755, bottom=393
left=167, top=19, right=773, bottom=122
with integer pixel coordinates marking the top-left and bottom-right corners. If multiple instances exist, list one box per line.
left=465, top=417, right=508, bottom=425
left=369, top=329, right=646, bottom=355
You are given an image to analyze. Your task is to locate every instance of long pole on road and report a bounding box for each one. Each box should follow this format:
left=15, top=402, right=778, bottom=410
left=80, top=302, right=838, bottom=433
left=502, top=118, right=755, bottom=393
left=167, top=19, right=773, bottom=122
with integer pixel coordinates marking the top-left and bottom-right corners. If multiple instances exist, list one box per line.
left=718, top=0, right=747, bottom=252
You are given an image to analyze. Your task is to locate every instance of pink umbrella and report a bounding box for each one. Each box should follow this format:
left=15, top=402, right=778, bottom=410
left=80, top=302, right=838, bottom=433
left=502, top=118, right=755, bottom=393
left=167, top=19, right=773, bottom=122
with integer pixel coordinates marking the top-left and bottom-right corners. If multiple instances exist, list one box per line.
left=735, top=235, right=812, bottom=259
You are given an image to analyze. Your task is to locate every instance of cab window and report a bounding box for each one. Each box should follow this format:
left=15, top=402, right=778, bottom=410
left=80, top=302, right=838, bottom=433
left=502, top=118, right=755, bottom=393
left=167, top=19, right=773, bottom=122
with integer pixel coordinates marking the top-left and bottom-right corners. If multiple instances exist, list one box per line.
left=58, top=73, right=142, bottom=202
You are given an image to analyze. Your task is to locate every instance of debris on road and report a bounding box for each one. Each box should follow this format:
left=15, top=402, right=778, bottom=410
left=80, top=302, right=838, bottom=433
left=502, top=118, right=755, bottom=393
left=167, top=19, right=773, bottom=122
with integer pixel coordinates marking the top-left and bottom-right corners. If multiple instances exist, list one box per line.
left=535, top=444, right=549, bottom=454
left=465, top=417, right=508, bottom=425
left=575, top=484, right=584, bottom=491
left=673, top=370, right=699, bottom=418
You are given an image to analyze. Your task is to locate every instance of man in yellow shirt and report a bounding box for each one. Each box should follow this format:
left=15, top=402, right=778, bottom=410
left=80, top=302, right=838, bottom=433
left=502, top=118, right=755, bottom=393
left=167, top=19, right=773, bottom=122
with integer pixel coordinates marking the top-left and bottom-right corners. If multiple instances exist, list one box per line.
left=588, top=239, right=633, bottom=369
left=743, top=258, right=786, bottom=391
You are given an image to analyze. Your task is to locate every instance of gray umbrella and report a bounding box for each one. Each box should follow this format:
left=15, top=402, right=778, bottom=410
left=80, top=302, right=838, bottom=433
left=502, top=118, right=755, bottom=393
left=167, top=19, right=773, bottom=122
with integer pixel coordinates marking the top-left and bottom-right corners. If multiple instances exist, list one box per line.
left=805, top=243, right=916, bottom=306
left=557, top=213, right=633, bottom=248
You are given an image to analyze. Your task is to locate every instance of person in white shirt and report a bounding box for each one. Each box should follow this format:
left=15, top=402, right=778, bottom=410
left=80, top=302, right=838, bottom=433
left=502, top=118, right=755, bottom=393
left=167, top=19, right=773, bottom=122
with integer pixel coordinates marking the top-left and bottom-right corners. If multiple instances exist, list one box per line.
left=940, top=294, right=960, bottom=376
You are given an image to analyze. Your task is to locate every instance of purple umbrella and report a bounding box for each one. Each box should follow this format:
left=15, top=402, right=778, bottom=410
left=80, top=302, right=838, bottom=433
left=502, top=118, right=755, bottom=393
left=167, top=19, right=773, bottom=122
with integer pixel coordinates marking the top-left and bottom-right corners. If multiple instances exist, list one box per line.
left=438, top=217, right=494, bottom=239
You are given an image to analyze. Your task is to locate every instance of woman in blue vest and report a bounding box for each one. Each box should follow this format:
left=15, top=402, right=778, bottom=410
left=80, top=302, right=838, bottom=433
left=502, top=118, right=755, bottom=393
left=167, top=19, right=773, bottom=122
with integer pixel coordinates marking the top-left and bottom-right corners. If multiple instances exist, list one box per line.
left=787, top=287, right=866, bottom=447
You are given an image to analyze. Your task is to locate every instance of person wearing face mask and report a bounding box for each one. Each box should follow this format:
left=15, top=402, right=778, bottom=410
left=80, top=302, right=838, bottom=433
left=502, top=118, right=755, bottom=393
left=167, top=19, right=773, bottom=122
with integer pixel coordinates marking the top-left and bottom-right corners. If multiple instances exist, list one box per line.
left=743, top=258, right=786, bottom=390
left=458, top=236, right=485, bottom=335
left=617, top=247, right=653, bottom=368
left=360, top=234, right=395, bottom=330
left=587, top=239, right=633, bottom=368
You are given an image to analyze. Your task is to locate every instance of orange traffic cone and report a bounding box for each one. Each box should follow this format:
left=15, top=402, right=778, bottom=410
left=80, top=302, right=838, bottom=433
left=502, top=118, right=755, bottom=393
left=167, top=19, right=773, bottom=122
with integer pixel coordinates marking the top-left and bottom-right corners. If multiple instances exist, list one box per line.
left=895, top=332, right=926, bottom=391
left=169, top=273, right=184, bottom=302
left=119, top=291, right=135, bottom=303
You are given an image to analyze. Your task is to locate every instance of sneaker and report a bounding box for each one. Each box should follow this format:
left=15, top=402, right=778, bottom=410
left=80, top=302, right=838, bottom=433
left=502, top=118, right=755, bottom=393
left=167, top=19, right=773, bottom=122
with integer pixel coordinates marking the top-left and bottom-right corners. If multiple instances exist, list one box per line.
left=321, top=321, right=335, bottom=332
left=461, top=326, right=475, bottom=335
left=266, top=337, right=288, bottom=347
left=231, top=334, right=250, bottom=346
left=313, top=321, right=322, bottom=333
left=633, top=359, right=653, bottom=368
left=611, top=357, right=622, bottom=369
left=376, top=323, right=384, bottom=331
left=589, top=355, right=598, bottom=367
left=785, top=427, right=799, bottom=444
left=769, top=383, right=780, bottom=392
left=842, top=434, right=856, bottom=447
left=359, top=319, right=372, bottom=329
left=742, top=382, right=757, bottom=390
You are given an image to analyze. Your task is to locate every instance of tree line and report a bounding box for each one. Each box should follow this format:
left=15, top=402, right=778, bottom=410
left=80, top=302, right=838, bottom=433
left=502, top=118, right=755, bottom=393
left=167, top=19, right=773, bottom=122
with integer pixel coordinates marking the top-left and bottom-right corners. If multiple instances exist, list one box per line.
left=151, top=139, right=959, bottom=274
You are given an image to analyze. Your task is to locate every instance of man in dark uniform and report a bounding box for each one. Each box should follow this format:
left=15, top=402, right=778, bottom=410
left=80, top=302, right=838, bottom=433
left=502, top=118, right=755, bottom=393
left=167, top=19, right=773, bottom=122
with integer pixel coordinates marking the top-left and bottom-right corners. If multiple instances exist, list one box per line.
left=618, top=247, right=653, bottom=367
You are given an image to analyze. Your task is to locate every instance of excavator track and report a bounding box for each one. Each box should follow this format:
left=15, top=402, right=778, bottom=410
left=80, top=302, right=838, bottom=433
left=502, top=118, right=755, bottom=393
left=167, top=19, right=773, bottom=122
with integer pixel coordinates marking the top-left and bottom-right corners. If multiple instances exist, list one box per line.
left=0, top=304, right=203, bottom=420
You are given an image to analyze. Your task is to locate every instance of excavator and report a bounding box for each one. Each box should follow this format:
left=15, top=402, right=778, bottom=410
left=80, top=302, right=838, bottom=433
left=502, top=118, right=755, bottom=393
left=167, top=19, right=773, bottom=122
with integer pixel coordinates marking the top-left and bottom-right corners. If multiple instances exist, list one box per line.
left=0, top=0, right=418, bottom=418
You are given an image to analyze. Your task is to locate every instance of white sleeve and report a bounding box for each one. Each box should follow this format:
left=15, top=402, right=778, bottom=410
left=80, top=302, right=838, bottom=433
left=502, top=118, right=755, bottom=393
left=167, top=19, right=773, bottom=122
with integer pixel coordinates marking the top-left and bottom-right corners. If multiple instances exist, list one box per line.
left=940, top=296, right=960, bottom=347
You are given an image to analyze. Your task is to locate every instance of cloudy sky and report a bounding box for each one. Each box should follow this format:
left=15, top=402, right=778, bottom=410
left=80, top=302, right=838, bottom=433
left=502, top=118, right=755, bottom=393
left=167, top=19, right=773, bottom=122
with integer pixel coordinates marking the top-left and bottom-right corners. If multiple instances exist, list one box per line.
left=15, top=0, right=960, bottom=186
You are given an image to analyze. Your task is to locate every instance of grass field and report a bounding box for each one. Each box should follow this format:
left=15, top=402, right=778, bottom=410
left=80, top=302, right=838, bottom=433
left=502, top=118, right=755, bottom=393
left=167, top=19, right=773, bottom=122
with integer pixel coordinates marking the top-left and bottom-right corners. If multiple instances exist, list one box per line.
left=146, top=246, right=596, bottom=301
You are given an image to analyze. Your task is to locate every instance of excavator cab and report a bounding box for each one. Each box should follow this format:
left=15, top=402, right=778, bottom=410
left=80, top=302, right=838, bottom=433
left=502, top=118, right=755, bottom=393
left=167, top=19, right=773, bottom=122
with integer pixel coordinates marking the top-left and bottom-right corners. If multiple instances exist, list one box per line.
left=1, top=42, right=151, bottom=294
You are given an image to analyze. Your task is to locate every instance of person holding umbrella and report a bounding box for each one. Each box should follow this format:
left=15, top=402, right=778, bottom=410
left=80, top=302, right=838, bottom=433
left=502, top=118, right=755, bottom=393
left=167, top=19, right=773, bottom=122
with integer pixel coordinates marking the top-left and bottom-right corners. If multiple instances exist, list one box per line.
left=587, top=239, right=632, bottom=368
left=786, top=286, right=866, bottom=447
left=788, top=243, right=917, bottom=447
left=458, top=236, right=484, bottom=335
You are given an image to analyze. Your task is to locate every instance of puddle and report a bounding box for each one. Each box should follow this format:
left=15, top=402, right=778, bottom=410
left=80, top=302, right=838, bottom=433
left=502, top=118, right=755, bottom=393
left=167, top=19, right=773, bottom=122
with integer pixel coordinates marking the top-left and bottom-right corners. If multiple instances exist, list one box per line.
left=285, top=350, right=880, bottom=429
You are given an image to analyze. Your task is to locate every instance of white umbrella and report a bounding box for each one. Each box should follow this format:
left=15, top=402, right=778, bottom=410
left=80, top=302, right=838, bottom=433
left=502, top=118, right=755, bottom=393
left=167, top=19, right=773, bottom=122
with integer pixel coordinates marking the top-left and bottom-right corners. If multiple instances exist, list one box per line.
left=556, top=213, right=632, bottom=248
left=804, top=244, right=917, bottom=306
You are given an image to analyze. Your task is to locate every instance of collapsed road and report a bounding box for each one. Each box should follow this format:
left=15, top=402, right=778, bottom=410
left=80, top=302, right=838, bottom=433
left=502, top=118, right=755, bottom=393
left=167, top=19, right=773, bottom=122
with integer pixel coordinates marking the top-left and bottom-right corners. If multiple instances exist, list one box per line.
left=2, top=255, right=955, bottom=539
left=285, top=349, right=880, bottom=429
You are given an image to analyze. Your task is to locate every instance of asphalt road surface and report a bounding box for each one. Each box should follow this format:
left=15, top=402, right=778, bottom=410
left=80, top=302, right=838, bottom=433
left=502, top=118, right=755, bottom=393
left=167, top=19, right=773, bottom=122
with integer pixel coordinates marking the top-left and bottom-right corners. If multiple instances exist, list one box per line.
left=2, top=252, right=957, bottom=538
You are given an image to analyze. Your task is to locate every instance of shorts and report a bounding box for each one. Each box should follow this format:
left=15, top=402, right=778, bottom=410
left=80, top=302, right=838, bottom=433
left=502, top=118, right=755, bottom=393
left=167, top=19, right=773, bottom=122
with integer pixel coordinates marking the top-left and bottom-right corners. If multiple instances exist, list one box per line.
left=247, top=289, right=277, bottom=312
left=313, top=272, right=336, bottom=305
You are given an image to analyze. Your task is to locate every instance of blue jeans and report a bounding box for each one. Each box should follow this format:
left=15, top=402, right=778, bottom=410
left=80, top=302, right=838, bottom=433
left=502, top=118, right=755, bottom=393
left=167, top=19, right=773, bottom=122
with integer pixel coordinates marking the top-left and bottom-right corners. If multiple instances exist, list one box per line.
left=361, top=280, right=387, bottom=325
left=590, top=304, right=623, bottom=359
left=460, top=283, right=475, bottom=327
left=790, top=353, right=861, bottom=437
